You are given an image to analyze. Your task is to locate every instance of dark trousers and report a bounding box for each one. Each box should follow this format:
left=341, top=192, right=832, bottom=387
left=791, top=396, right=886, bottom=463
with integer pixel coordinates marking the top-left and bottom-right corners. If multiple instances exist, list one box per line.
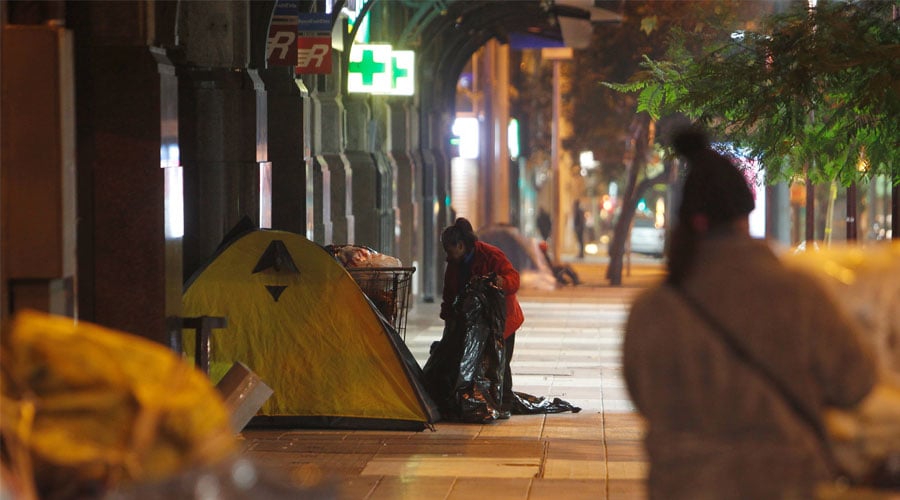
left=502, top=332, right=516, bottom=410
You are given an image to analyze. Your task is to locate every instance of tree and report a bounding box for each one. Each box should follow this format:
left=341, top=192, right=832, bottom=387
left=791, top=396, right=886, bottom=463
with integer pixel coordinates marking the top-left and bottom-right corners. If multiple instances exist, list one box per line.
left=681, top=0, right=895, bottom=184
left=580, top=1, right=774, bottom=285
left=606, top=0, right=899, bottom=247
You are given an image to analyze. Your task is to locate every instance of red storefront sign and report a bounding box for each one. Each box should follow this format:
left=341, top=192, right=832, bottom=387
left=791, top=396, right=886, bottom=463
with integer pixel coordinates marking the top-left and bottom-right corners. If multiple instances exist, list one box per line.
left=267, top=26, right=297, bottom=67
left=295, top=36, right=332, bottom=75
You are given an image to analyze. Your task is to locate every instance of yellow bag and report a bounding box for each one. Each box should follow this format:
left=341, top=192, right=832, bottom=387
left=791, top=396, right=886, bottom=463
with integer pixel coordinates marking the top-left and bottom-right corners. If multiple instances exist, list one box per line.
left=0, top=310, right=236, bottom=498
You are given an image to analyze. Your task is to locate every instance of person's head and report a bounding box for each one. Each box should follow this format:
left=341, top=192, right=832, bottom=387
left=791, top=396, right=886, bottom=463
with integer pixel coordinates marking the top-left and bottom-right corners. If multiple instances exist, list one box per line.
left=667, top=126, right=755, bottom=284
left=441, top=217, right=478, bottom=262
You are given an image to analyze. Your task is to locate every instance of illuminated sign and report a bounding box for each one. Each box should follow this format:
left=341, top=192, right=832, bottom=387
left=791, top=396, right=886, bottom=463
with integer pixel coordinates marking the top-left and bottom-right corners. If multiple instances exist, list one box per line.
left=348, top=44, right=416, bottom=95
left=296, top=12, right=332, bottom=75
left=296, top=37, right=332, bottom=74
left=267, top=1, right=298, bottom=67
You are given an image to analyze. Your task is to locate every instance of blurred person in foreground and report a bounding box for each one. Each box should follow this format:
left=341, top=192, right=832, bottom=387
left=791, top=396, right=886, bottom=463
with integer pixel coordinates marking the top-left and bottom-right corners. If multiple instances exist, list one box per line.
left=441, top=217, right=524, bottom=415
left=623, top=128, right=877, bottom=499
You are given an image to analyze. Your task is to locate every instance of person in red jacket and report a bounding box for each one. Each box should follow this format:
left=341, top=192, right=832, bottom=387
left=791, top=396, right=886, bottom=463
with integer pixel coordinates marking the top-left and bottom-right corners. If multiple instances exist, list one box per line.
left=440, top=217, right=525, bottom=414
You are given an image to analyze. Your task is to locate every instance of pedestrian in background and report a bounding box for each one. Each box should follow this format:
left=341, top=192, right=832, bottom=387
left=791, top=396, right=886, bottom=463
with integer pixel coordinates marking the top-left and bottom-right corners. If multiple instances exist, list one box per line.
left=537, top=207, right=552, bottom=242
left=572, top=199, right=585, bottom=259
left=623, top=128, right=877, bottom=499
left=440, top=218, right=524, bottom=416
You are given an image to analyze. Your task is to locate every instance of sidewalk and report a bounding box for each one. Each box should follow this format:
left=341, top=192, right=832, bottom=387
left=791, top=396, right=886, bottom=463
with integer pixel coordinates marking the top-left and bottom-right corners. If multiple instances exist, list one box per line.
left=239, top=261, right=660, bottom=499
left=238, top=258, right=895, bottom=499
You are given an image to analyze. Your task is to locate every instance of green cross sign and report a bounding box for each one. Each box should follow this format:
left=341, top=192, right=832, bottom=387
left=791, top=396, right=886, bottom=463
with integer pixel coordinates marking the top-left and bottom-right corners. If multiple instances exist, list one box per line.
left=389, top=50, right=415, bottom=96
left=348, top=49, right=387, bottom=86
left=348, top=44, right=415, bottom=96
left=391, top=58, right=408, bottom=87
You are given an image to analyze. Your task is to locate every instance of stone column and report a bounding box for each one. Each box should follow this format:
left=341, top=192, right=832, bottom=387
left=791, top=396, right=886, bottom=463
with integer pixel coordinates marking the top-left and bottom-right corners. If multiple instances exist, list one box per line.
left=308, top=57, right=352, bottom=245
left=179, top=67, right=266, bottom=279
left=176, top=0, right=269, bottom=280
left=260, top=67, right=306, bottom=235
left=64, top=2, right=181, bottom=345
left=345, top=94, right=379, bottom=249
left=386, top=99, right=417, bottom=269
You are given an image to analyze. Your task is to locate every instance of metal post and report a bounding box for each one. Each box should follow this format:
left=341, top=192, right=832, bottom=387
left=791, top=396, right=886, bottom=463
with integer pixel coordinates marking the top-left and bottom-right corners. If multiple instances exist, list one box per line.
left=847, top=183, right=857, bottom=241
left=805, top=175, right=815, bottom=244
left=551, top=59, right=562, bottom=263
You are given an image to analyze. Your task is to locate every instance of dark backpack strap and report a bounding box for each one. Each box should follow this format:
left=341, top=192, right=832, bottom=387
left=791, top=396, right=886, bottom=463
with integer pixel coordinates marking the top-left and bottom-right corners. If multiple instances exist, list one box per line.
left=669, top=285, right=843, bottom=478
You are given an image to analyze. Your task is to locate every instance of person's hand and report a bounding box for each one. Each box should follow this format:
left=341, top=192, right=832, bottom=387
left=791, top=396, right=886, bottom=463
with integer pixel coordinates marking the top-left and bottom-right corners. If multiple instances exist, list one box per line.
left=494, top=275, right=504, bottom=288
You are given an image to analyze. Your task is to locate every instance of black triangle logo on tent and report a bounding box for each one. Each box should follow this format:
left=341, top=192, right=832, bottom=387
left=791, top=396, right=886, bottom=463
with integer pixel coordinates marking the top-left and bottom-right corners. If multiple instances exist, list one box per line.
left=265, top=285, right=288, bottom=302
left=252, top=240, right=300, bottom=275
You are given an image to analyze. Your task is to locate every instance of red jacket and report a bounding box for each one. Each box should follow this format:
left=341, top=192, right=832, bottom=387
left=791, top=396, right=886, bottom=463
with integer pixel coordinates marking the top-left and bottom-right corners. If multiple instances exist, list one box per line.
left=440, top=241, right=524, bottom=339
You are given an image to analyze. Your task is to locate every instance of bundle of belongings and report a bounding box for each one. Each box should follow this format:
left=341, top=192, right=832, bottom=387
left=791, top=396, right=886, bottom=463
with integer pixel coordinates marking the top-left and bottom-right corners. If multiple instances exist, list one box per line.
left=786, top=242, right=900, bottom=487
left=422, top=275, right=580, bottom=423
left=325, top=244, right=402, bottom=269
left=0, top=310, right=236, bottom=498
left=324, top=244, right=410, bottom=328
left=0, top=310, right=331, bottom=499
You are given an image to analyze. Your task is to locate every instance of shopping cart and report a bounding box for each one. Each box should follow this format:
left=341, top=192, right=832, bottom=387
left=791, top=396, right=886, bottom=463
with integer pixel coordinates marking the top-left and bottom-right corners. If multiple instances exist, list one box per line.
left=347, top=266, right=416, bottom=341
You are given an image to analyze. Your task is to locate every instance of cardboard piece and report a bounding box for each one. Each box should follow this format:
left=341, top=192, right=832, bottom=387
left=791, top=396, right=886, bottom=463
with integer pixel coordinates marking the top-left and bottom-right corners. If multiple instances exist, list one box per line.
left=216, top=362, right=274, bottom=433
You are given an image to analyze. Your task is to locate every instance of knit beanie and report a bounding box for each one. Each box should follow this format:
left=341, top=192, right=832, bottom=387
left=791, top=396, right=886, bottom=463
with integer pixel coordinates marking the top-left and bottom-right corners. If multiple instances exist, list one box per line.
left=672, top=127, right=755, bottom=228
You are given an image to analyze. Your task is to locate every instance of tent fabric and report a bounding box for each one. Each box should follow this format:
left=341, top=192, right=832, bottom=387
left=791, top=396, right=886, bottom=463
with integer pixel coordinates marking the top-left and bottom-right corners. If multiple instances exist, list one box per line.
left=183, top=229, right=438, bottom=430
left=478, top=224, right=557, bottom=290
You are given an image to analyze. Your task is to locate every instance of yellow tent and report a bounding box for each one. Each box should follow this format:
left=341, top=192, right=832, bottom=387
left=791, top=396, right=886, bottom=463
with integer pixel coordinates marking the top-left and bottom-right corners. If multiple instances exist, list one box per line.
left=182, top=229, right=438, bottom=430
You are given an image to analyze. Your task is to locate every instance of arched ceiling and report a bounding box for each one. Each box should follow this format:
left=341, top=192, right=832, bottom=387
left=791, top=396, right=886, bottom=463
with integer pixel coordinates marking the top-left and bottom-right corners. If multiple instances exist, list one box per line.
left=412, top=0, right=618, bottom=115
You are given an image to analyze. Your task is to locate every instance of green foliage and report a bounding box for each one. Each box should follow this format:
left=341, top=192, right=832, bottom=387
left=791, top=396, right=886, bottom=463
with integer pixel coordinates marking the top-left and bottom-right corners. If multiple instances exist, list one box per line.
left=604, top=0, right=899, bottom=186
left=601, top=56, right=688, bottom=121
left=565, top=1, right=768, bottom=179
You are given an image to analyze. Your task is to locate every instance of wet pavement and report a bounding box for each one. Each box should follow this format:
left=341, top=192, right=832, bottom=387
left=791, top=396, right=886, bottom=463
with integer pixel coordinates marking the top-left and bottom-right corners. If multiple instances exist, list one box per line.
left=239, top=260, right=664, bottom=499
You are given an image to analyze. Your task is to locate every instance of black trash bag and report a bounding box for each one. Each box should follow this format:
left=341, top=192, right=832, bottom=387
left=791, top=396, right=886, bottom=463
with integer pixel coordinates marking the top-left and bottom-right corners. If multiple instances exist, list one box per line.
left=422, top=275, right=506, bottom=423
left=455, top=277, right=506, bottom=423
left=510, top=391, right=582, bottom=415
left=421, top=328, right=464, bottom=415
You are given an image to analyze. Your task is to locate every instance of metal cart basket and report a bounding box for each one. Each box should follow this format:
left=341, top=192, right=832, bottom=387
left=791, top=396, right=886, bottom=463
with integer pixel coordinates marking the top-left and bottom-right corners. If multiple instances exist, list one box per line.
left=347, top=266, right=415, bottom=340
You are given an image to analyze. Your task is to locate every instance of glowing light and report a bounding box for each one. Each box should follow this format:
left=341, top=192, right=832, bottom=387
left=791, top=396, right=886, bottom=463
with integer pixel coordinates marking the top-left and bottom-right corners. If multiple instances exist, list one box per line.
left=508, top=119, right=520, bottom=159
left=164, top=167, right=184, bottom=239
left=347, top=44, right=416, bottom=95
left=452, top=117, right=480, bottom=159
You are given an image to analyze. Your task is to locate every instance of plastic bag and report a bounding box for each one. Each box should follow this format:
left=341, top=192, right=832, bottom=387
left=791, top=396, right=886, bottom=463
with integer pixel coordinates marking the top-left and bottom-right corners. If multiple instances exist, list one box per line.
left=510, top=391, right=581, bottom=415
left=423, top=276, right=506, bottom=423
left=423, top=275, right=581, bottom=422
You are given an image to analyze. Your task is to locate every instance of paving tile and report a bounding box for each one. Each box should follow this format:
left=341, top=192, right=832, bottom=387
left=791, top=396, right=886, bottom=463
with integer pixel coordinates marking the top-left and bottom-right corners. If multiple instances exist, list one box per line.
left=365, top=476, right=455, bottom=500
left=602, top=400, right=639, bottom=412
left=543, top=459, right=606, bottom=479
left=447, top=477, right=533, bottom=499
left=607, top=479, right=648, bottom=500
left=545, top=439, right=606, bottom=459
left=478, top=416, right=546, bottom=439
left=362, top=456, right=540, bottom=478
left=377, top=438, right=544, bottom=458
left=606, top=461, right=648, bottom=480
left=425, top=423, right=482, bottom=438
left=605, top=441, right=648, bottom=462
left=529, top=479, right=606, bottom=500
left=335, top=475, right=380, bottom=499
